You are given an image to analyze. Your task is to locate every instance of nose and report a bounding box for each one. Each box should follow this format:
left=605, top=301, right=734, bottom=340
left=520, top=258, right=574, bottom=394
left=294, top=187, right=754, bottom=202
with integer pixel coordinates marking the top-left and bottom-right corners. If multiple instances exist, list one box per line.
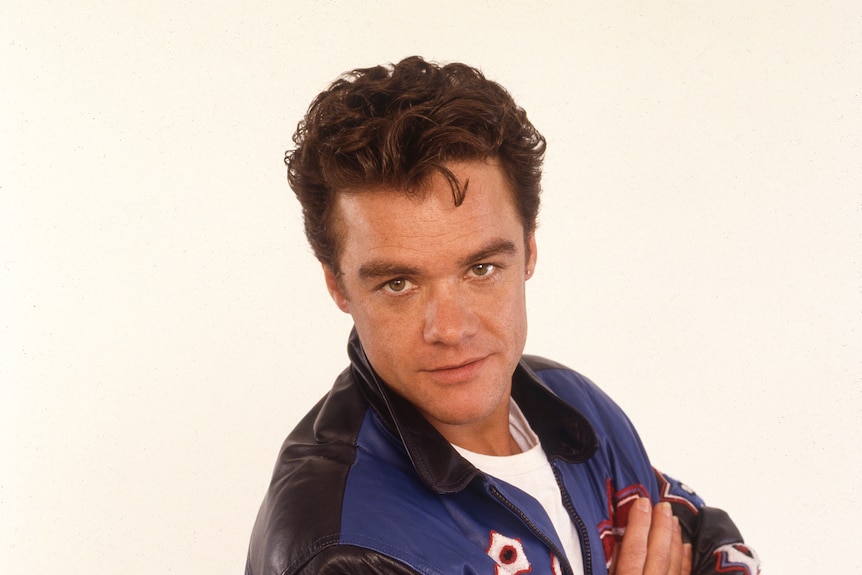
left=422, top=283, right=479, bottom=345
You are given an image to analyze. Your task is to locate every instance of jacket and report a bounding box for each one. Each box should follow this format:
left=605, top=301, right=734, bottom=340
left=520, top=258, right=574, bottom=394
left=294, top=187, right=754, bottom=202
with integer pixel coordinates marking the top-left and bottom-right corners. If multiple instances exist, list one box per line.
left=246, top=330, right=759, bottom=575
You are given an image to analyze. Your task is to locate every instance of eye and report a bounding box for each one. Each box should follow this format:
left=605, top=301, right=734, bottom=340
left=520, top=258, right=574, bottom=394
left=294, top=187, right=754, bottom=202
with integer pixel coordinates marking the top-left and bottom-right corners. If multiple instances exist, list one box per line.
left=383, top=278, right=414, bottom=294
left=469, top=263, right=496, bottom=277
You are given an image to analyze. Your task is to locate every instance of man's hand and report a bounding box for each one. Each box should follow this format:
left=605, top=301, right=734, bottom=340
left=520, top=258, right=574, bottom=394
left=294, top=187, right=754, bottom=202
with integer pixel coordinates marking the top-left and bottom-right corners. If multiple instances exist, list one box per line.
left=609, top=498, right=693, bottom=575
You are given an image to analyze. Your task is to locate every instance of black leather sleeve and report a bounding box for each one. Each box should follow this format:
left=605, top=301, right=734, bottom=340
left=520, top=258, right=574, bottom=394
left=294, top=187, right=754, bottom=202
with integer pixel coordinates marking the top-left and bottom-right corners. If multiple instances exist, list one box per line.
left=295, top=545, right=421, bottom=575
left=672, top=501, right=760, bottom=574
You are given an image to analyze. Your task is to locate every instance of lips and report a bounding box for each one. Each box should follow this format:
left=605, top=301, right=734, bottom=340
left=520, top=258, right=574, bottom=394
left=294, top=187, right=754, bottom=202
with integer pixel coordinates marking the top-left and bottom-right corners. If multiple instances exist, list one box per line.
left=422, top=356, right=488, bottom=385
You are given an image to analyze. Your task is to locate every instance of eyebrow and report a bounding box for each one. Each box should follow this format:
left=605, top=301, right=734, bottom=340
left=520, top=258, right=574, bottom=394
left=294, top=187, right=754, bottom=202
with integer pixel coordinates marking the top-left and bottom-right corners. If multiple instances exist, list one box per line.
left=358, top=262, right=422, bottom=281
left=357, top=239, right=519, bottom=281
left=459, top=239, right=518, bottom=267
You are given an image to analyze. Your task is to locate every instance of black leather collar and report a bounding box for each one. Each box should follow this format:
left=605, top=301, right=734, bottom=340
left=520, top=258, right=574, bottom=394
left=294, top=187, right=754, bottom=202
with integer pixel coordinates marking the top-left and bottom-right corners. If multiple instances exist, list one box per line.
left=346, top=328, right=598, bottom=494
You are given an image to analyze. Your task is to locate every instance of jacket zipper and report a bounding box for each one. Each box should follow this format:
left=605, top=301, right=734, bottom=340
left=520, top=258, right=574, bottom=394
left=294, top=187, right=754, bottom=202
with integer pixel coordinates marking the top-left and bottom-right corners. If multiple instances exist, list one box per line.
left=551, top=465, right=593, bottom=575
left=488, top=484, right=577, bottom=575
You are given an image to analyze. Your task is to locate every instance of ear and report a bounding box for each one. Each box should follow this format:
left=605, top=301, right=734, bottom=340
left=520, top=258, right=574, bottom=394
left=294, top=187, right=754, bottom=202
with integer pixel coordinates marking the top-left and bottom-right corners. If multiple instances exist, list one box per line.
left=525, top=233, right=537, bottom=279
left=323, top=264, right=351, bottom=313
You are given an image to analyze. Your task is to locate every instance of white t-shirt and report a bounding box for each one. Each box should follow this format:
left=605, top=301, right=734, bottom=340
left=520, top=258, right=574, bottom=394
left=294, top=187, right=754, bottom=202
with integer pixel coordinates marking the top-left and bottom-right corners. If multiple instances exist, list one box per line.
left=452, top=400, right=585, bottom=574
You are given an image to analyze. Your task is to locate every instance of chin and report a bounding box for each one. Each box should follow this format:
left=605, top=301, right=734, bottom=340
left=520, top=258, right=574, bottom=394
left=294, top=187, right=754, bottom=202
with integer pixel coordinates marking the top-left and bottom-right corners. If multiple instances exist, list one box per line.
left=426, top=389, right=508, bottom=427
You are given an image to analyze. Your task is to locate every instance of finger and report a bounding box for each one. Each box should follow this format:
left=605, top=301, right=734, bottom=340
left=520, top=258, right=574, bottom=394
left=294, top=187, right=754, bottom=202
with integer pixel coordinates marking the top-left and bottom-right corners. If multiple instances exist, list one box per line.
left=642, top=502, right=674, bottom=575
left=667, top=517, right=682, bottom=575
left=681, top=543, right=693, bottom=575
left=612, top=497, right=652, bottom=575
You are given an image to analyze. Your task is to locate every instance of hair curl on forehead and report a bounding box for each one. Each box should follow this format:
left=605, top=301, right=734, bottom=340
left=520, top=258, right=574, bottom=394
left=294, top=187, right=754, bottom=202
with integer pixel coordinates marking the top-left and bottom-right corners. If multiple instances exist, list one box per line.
left=285, top=56, right=546, bottom=272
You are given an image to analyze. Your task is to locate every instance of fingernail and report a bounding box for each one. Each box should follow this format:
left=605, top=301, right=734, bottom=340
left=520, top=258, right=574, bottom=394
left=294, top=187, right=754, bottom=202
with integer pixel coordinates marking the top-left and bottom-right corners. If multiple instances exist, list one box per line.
left=672, top=516, right=681, bottom=532
left=683, top=543, right=693, bottom=558
left=635, top=497, right=651, bottom=513
left=659, top=502, right=672, bottom=517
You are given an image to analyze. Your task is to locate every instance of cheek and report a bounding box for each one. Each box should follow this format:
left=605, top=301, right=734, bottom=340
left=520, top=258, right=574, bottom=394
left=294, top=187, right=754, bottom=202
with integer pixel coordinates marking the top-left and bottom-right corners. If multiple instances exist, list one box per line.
left=485, top=281, right=528, bottom=320
left=495, top=289, right=530, bottom=349
left=352, top=305, right=415, bottom=360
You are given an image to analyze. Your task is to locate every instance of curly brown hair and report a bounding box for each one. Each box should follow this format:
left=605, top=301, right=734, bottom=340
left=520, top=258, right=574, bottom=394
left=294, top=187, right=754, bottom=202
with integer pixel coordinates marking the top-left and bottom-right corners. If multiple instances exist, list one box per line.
left=285, top=56, right=546, bottom=272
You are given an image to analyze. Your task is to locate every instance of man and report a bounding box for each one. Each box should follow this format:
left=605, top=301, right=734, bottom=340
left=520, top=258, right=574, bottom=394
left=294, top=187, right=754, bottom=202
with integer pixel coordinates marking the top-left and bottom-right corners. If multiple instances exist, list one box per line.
left=246, top=56, right=759, bottom=575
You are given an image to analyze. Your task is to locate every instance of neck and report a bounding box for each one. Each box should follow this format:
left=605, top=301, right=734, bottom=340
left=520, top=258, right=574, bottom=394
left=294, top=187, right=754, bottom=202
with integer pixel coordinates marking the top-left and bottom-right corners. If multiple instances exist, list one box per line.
left=432, top=411, right=521, bottom=457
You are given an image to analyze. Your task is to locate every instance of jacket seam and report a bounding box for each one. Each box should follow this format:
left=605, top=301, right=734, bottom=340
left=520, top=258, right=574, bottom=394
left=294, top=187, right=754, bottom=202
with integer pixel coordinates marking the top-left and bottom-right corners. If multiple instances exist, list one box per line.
left=282, top=534, right=341, bottom=575
left=337, top=531, right=447, bottom=575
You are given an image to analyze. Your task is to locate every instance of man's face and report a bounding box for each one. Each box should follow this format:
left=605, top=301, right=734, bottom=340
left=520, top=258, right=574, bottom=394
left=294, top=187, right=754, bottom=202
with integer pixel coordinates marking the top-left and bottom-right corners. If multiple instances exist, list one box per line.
left=323, top=159, right=537, bottom=449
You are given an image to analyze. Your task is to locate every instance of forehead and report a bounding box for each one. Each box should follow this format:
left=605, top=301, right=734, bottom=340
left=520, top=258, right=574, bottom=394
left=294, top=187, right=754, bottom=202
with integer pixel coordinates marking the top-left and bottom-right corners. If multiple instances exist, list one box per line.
left=333, top=161, right=523, bottom=271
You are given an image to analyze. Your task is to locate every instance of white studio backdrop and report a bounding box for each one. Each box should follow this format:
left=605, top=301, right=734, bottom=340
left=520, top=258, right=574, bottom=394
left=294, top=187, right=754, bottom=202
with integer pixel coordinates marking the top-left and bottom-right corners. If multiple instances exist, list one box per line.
left=2, top=2, right=860, bottom=573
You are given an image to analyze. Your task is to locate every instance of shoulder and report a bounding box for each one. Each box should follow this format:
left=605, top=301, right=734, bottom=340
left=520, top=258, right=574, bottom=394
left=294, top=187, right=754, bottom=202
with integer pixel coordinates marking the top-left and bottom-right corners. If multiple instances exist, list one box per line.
left=247, top=369, right=372, bottom=575
left=520, top=354, right=648, bottom=460
left=522, top=354, right=606, bottom=399
left=521, top=355, right=623, bottom=421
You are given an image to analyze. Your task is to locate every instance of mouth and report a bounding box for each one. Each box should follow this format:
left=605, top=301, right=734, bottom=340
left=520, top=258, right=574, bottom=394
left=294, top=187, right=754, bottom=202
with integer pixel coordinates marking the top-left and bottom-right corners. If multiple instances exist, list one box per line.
left=422, top=356, right=489, bottom=385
